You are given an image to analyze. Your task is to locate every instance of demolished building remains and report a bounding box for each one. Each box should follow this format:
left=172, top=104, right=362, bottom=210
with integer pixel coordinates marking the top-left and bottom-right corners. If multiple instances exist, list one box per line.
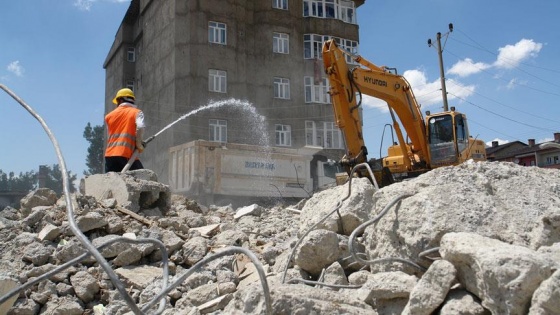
left=0, top=160, right=559, bottom=314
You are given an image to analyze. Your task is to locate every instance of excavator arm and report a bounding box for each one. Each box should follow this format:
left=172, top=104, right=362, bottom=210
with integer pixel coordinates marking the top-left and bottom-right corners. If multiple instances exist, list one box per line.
left=322, top=39, right=430, bottom=176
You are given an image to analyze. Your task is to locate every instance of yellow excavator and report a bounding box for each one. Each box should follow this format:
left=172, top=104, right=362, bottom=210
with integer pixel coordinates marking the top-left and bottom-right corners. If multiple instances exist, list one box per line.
left=322, top=39, right=486, bottom=187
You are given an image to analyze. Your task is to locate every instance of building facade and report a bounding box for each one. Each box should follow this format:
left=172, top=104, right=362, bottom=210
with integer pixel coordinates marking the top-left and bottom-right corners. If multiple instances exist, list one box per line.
left=485, top=133, right=560, bottom=169
left=104, top=0, right=365, bottom=185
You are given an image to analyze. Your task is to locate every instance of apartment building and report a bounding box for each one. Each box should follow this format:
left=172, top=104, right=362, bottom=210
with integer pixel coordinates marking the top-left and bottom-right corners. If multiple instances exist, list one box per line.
left=104, top=0, right=365, bottom=185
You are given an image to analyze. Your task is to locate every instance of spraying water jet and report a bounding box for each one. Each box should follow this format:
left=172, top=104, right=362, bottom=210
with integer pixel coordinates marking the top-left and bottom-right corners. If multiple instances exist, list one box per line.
left=122, top=98, right=265, bottom=172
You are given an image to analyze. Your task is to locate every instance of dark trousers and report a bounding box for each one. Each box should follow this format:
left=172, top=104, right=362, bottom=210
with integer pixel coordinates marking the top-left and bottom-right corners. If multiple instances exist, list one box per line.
left=105, top=156, right=144, bottom=173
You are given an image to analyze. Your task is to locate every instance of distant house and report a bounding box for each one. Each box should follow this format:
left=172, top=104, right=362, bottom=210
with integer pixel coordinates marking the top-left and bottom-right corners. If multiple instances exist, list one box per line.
left=485, top=140, right=527, bottom=162
left=485, top=133, right=560, bottom=169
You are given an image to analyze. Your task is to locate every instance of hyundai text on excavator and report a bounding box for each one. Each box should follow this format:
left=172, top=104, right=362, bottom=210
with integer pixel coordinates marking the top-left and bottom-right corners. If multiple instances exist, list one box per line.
left=322, top=39, right=486, bottom=187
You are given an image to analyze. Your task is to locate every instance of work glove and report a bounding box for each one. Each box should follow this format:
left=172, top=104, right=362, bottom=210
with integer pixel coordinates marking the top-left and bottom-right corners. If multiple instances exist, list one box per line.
left=136, top=140, right=145, bottom=153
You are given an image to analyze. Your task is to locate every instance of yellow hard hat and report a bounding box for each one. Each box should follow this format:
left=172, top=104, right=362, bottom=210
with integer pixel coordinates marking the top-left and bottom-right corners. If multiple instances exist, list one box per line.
left=112, top=88, right=135, bottom=104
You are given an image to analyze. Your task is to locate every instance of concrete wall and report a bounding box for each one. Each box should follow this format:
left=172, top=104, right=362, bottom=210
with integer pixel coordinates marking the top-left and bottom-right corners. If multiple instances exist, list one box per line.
left=104, top=0, right=362, bottom=184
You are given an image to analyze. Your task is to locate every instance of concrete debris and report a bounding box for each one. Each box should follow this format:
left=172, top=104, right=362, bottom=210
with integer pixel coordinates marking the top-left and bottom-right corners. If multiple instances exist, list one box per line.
left=0, top=161, right=558, bottom=314
left=0, top=276, right=18, bottom=314
left=82, top=169, right=170, bottom=213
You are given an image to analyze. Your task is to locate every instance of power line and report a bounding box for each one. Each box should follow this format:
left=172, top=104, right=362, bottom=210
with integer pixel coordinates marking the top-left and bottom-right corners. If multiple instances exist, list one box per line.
left=447, top=91, right=557, bottom=133
left=445, top=49, right=560, bottom=96
left=450, top=28, right=560, bottom=88
left=454, top=28, right=560, bottom=74
left=467, top=118, right=516, bottom=139
left=446, top=79, right=560, bottom=124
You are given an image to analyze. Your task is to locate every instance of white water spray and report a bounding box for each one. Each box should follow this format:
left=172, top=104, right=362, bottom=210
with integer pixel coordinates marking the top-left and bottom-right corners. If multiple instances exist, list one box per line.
left=124, top=98, right=271, bottom=173
left=153, top=98, right=265, bottom=139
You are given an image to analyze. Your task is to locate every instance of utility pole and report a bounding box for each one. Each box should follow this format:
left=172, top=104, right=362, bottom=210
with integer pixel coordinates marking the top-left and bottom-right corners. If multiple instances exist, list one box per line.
left=428, top=23, right=453, bottom=112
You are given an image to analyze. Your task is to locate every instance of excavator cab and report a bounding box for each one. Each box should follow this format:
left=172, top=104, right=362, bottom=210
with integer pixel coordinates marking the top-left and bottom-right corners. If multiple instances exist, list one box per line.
left=427, top=113, right=458, bottom=166
left=426, top=109, right=484, bottom=167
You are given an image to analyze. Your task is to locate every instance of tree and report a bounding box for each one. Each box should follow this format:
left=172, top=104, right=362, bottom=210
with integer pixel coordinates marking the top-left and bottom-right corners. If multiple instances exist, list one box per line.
left=42, top=164, right=77, bottom=195
left=0, top=170, right=36, bottom=192
left=0, top=165, right=75, bottom=196
left=83, top=122, right=105, bottom=175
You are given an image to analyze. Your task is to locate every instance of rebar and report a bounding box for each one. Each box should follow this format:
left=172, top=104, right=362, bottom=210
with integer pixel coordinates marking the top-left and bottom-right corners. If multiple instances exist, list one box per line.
left=348, top=193, right=427, bottom=271
left=280, top=162, right=379, bottom=284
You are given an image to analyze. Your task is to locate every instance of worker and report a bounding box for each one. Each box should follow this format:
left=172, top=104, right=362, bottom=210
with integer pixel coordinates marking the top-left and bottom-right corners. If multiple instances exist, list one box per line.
left=104, top=88, right=146, bottom=172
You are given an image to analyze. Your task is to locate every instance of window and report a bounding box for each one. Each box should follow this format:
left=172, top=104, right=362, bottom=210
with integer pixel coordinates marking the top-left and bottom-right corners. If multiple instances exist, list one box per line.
left=273, top=32, right=289, bottom=54
left=303, top=0, right=356, bottom=24
left=272, top=0, right=288, bottom=10
left=304, top=34, right=327, bottom=60
left=209, top=69, right=227, bottom=93
left=209, top=21, right=227, bottom=44
left=305, top=121, right=316, bottom=146
left=337, top=37, right=358, bottom=64
left=338, top=0, right=355, bottom=23
left=304, top=34, right=358, bottom=63
left=304, top=76, right=330, bottom=103
left=275, top=124, right=291, bottom=146
left=274, top=77, right=290, bottom=99
left=305, top=120, right=343, bottom=148
left=127, top=47, right=136, bottom=62
left=209, top=119, right=227, bottom=142
left=324, top=122, right=342, bottom=148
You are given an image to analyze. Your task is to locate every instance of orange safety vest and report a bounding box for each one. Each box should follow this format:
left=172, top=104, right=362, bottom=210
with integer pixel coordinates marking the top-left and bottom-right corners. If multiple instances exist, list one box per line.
left=105, top=105, right=141, bottom=159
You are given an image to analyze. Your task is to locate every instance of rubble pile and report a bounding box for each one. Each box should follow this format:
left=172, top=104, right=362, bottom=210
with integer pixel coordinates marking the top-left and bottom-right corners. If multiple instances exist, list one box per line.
left=0, top=162, right=559, bottom=314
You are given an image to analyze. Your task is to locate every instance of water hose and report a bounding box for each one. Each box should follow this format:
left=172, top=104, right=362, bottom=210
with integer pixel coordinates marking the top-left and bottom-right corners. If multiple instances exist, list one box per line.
left=121, top=135, right=155, bottom=173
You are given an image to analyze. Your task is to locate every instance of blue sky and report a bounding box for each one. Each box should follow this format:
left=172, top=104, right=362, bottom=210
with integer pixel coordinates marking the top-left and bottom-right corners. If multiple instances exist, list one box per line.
left=1, top=0, right=559, bottom=178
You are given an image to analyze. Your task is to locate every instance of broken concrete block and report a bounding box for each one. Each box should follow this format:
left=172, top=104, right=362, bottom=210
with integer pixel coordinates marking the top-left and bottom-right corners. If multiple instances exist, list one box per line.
left=38, top=223, right=61, bottom=241
left=198, top=294, right=234, bottom=314
left=295, top=229, right=341, bottom=276
left=234, top=204, right=263, bottom=220
left=70, top=270, right=100, bottom=303
left=402, top=259, right=457, bottom=315
left=113, top=247, right=142, bottom=267
left=114, top=265, right=162, bottom=290
left=20, top=188, right=58, bottom=216
left=0, top=276, right=19, bottom=314
left=22, top=242, right=53, bottom=266
left=439, top=289, right=488, bottom=315
left=182, top=236, right=208, bottom=266
left=529, top=269, right=560, bottom=315
left=323, top=261, right=349, bottom=290
left=76, top=211, right=107, bottom=232
left=40, top=296, right=84, bottom=315
left=190, top=223, right=220, bottom=238
left=92, top=234, right=131, bottom=258
left=441, top=232, right=556, bottom=315
left=83, top=170, right=171, bottom=213
left=22, top=206, right=46, bottom=227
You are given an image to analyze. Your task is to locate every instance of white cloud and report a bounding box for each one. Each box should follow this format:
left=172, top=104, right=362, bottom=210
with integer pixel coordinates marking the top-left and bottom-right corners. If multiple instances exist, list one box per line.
left=7, top=61, right=24, bottom=77
left=360, top=69, right=476, bottom=112
left=361, top=94, right=388, bottom=112
left=494, top=38, right=542, bottom=69
left=73, top=0, right=129, bottom=11
left=74, top=0, right=94, bottom=11
left=405, top=70, right=476, bottom=109
left=443, top=39, right=542, bottom=80
left=447, top=58, right=491, bottom=77
left=445, top=78, right=476, bottom=101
